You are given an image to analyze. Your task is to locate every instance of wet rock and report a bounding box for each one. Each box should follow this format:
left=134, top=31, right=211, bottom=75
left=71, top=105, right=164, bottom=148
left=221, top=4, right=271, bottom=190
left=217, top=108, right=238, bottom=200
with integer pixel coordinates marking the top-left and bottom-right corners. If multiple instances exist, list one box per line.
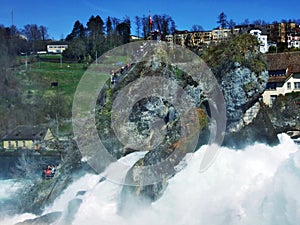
left=15, top=211, right=62, bottom=225
left=59, top=198, right=83, bottom=225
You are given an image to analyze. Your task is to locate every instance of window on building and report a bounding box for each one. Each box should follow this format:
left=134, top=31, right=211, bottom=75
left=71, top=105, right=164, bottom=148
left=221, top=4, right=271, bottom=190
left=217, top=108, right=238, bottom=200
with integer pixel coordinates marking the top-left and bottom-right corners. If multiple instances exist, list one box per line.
left=295, top=82, right=300, bottom=90
left=270, top=95, right=277, bottom=106
left=287, top=82, right=291, bottom=90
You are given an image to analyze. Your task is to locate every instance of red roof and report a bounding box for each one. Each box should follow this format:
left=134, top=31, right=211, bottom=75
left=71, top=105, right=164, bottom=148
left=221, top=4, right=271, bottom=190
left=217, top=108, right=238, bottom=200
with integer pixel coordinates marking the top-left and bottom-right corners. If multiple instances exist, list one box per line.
left=264, top=52, right=300, bottom=75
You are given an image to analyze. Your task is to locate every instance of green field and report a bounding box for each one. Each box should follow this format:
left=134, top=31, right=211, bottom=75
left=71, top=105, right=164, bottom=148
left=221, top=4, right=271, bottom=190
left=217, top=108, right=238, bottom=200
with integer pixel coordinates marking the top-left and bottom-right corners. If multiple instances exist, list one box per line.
left=20, top=61, right=87, bottom=98
left=13, top=59, right=88, bottom=136
left=13, top=53, right=130, bottom=136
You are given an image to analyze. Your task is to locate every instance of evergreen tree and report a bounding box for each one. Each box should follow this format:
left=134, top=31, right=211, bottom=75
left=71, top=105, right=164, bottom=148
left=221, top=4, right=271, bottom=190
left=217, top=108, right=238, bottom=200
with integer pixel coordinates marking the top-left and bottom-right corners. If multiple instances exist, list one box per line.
left=106, top=16, right=113, bottom=49
left=217, top=12, right=228, bottom=28
left=86, top=15, right=104, bottom=42
left=65, top=20, right=85, bottom=41
left=116, top=17, right=131, bottom=44
left=106, top=16, right=113, bottom=35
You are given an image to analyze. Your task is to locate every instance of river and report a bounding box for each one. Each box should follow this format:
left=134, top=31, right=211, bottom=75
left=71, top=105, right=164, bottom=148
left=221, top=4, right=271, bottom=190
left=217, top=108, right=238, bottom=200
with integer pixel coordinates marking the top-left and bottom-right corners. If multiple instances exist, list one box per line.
left=0, top=133, right=300, bottom=225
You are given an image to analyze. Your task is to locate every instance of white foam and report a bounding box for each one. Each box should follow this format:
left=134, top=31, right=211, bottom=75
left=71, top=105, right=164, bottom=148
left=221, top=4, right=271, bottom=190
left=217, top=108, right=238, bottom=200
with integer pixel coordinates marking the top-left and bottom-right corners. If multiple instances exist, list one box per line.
left=2, top=134, right=300, bottom=225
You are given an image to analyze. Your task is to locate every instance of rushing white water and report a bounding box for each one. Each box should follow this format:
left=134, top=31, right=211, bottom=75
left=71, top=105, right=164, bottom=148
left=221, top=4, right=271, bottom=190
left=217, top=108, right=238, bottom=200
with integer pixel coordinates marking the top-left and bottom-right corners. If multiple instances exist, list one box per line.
left=0, top=179, right=23, bottom=200
left=1, top=133, right=300, bottom=225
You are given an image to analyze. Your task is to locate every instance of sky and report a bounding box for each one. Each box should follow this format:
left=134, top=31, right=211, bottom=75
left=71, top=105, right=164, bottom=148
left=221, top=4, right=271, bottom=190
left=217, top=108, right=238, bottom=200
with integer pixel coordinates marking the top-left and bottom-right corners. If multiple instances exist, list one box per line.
left=0, top=0, right=299, bottom=40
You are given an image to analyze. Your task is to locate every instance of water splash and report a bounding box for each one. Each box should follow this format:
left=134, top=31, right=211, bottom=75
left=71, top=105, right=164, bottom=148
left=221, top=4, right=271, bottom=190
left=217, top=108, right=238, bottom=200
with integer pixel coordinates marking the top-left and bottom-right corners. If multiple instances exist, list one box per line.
left=1, top=134, right=300, bottom=225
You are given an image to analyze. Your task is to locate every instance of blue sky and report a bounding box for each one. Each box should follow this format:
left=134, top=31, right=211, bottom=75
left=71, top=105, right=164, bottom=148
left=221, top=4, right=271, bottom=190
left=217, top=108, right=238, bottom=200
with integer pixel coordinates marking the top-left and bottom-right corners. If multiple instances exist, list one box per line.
left=0, top=0, right=299, bottom=40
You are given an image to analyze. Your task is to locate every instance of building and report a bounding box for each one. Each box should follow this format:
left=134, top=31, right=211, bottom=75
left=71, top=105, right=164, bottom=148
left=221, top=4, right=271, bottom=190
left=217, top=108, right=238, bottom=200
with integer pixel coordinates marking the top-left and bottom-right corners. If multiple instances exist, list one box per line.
left=165, top=34, right=173, bottom=43
left=287, top=33, right=300, bottom=49
left=211, top=28, right=239, bottom=43
left=47, top=44, right=68, bottom=53
left=130, top=35, right=142, bottom=41
left=1, top=125, right=55, bottom=150
left=173, top=30, right=189, bottom=46
left=250, top=29, right=268, bottom=53
left=262, top=52, right=300, bottom=106
left=261, top=22, right=296, bottom=43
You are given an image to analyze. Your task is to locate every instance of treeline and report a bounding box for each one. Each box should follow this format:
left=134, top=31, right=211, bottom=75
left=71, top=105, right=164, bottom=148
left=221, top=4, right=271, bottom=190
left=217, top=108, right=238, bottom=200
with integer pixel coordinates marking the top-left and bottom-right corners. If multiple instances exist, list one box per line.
left=0, top=25, right=70, bottom=138
left=62, top=14, right=176, bottom=62
left=0, top=24, right=49, bottom=55
left=0, top=25, right=39, bottom=136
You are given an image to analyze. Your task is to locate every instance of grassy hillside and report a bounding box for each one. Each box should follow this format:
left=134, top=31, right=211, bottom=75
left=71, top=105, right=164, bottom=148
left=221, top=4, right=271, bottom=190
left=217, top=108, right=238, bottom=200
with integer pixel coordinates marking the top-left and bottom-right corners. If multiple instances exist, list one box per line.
left=22, top=61, right=86, bottom=98
left=4, top=56, right=88, bottom=137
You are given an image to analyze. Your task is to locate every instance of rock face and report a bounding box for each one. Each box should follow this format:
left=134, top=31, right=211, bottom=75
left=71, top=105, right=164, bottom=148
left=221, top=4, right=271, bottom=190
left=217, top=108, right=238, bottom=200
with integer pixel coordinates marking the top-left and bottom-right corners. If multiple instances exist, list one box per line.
left=15, top=142, right=84, bottom=215
left=95, top=43, right=211, bottom=211
left=219, top=63, right=279, bottom=148
left=268, top=93, right=300, bottom=135
left=221, top=63, right=269, bottom=127
left=14, top=212, right=62, bottom=225
left=93, top=42, right=280, bottom=210
left=223, top=101, right=279, bottom=148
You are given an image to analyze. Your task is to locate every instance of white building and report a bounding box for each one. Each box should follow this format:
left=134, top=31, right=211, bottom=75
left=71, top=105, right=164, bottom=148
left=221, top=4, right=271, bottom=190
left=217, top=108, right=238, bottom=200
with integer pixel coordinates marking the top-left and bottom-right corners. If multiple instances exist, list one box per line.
left=250, top=29, right=268, bottom=53
left=262, top=70, right=299, bottom=105
left=47, top=44, right=68, bottom=53
left=263, top=52, right=300, bottom=106
left=287, top=33, right=300, bottom=49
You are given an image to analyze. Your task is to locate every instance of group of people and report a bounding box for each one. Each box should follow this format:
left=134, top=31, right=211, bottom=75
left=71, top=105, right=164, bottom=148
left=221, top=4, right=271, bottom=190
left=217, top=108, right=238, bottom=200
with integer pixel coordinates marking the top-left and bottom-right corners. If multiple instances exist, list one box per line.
left=42, top=165, right=57, bottom=179
left=110, top=63, right=131, bottom=85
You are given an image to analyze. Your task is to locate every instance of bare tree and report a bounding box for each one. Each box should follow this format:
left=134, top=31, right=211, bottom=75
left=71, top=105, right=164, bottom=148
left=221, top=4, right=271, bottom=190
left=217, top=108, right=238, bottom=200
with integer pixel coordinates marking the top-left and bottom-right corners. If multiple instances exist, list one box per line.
left=10, top=153, right=42, bottom=180
left=135, top=16, right=141, bottom=38
left=191, top=24, right=203, bottom=32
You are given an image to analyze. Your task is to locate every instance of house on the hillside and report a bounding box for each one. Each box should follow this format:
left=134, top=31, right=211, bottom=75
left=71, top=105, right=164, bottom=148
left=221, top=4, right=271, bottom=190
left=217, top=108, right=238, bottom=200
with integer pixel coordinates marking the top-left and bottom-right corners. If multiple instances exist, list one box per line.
left=287, top=33, right=300, bottom=49
left=47, top=44, right=68, bottom=53
left=250, top=29, right=268, bottom=53
left=262, top=53, right=300, bottom=106
left=211, top=27, right=239, bottom=43
left=1, top=125, right=55, bottom=151
left=173, top=30, right=189, bottom=46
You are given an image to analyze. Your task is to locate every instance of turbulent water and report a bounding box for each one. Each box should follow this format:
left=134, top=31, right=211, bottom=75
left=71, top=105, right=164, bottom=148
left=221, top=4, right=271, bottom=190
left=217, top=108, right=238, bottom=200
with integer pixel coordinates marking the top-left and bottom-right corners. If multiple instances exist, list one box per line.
left=1, top=133, right=300, bottom=225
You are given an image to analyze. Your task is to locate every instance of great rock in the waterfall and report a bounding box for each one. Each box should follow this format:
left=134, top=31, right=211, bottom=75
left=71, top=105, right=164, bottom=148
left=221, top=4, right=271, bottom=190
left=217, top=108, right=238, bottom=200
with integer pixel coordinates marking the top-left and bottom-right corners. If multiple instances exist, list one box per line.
left=93, top=41, right=282, bottom=209
left=220, top=63, right=279, bottom=148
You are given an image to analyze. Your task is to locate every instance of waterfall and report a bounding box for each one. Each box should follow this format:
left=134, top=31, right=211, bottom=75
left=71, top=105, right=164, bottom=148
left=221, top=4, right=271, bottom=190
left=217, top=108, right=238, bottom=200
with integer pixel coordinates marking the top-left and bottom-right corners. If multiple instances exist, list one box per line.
left=1, top=134, right=300, bottom=225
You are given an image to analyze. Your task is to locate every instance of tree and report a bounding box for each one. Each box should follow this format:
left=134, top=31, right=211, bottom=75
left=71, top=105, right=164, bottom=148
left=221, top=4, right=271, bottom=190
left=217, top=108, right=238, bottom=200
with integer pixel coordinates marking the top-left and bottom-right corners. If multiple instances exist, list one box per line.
left=22, top=24, right=44, bottom=52
left=253, top=19, right=267, bottom=26
left=63, top=38, right=87, bottom=62
left=106, top=16, right=113, bottom=49
left=142, top=15, right=151, bottom=39
left=152, top=14, right=175, bottom=37
left=228, top=19, right=236, bottom=29
left=217, top=12, right=228, bottom=28
left=201, top=33, right=265, bottom=81
left=86, top=15, right=105, bottom=58
left=65, top=20, right=85, bottom=41
left=241, top=19, right=250, bottom=26
left=39, top=25, right=48, bottom=41
left=135, top=16, right=141, bottom=38
left=191, top=24, right=203, bottom=32
left=110, top=17, right=121, bottom=47
left=86, top=15, right=104, bottom=42
left=11, top=153, right=42, bottom=179
left=106, top=16, right=113, bottom=36
left=116, top=17, right=131, bottom=44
